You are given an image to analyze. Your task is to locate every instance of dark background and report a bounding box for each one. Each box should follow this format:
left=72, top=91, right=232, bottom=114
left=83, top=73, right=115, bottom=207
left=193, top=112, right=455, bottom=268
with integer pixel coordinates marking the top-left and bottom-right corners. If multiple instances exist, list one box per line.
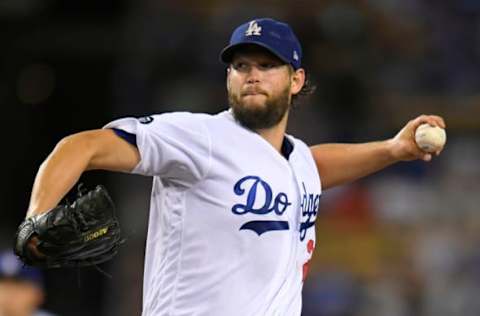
left=1, top=1, right=480, bottom=315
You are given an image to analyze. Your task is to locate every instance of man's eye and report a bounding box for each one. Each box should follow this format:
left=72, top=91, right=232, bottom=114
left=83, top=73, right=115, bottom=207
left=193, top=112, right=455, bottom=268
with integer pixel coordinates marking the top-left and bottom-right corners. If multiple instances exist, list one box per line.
left=233, top=63, right=247, bottom=70
left=260, top=63, right=277, bottom=69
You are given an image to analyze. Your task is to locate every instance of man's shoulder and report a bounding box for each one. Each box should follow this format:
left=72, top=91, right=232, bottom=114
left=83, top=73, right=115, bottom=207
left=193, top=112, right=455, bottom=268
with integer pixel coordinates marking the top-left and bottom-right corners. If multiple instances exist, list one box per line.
left=152, top=111, right=211, bottom=121
left=152, top=110, right=229, bottom=125
left=286, top=134, right=314, bottom=158
left=286, top=134, right=309, bottom=149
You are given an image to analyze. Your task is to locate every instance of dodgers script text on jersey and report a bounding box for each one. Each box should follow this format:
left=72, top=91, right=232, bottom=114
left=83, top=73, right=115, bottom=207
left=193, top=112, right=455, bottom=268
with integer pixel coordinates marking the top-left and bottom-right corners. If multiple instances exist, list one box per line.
left=104, top=111, right=322, bottom=316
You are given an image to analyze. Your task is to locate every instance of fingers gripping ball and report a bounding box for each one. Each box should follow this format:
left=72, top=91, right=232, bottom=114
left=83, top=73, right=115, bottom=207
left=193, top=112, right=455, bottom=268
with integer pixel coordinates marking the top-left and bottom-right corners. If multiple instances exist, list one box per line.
left=14, top=185, right=123, bottom=268
left=414, top=123, right=447, bottom=153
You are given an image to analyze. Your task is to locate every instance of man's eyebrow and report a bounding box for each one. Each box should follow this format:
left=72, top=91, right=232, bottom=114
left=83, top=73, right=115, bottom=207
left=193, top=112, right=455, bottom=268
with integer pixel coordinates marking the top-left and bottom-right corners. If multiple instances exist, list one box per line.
left=234, top=56, right=280, bottom=62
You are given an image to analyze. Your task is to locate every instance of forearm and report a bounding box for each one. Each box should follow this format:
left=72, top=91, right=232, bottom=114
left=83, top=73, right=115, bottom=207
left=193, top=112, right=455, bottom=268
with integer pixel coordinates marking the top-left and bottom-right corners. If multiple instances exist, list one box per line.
left=27, top=133, right=95, bottom=218
left=311, top=140, right=397, bottom=190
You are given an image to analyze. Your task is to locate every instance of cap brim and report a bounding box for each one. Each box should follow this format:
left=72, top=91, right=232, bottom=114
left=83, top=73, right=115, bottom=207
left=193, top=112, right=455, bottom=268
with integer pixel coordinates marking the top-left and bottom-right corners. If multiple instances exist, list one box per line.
left=219, top=42, right=290, bottom=66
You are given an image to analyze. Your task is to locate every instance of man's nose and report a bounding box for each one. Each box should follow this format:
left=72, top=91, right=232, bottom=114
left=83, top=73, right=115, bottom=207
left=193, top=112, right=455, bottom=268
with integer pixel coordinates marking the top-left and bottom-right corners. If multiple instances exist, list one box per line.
left=245, top=66, right=261, bottom=84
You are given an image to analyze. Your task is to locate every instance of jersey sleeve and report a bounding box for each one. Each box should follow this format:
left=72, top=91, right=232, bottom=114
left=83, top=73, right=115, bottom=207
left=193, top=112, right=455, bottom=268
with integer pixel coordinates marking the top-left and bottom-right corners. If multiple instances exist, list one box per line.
left=103, top=112, right=212, bottom=188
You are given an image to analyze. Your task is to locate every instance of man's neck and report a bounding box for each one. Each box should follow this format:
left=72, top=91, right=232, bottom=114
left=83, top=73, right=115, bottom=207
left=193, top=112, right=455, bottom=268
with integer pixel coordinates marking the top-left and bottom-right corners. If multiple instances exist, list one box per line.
left=256, top=112, right=289, bottom=153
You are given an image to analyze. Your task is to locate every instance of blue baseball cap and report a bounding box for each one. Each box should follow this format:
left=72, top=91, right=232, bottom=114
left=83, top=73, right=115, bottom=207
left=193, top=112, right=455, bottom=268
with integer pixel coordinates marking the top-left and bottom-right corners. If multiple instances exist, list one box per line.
left=0, top=251, right=44, bottom=288
left=220, top=18, right=303, bottom=70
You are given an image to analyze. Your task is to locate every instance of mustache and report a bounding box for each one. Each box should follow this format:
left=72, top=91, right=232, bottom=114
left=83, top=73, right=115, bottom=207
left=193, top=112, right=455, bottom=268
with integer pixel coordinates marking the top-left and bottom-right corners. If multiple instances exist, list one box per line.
left=241, top=86, right=268, bottom=96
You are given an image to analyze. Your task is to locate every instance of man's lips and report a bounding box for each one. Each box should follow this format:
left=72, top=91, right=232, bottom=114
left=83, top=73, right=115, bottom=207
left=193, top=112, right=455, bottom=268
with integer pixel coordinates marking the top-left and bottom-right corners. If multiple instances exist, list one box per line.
left=243, top=93, right=265, bottom=96
left=242, top=88, right=267, bottom=96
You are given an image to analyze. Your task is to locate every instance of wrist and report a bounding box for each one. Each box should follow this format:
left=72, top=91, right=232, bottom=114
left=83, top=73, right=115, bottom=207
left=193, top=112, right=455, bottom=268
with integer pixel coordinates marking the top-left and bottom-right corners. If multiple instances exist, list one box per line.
left=384, top=138, right=401, bottom=163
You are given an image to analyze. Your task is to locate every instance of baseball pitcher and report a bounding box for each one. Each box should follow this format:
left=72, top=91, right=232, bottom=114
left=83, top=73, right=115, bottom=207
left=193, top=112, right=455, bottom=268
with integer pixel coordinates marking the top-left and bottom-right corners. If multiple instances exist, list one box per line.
left=14, top=18, right=446, bottom=316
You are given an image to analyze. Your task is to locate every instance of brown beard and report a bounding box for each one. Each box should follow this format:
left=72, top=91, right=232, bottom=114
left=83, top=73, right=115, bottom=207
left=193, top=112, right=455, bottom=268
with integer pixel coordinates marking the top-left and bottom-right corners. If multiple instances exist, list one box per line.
left=228, top=85, right=291, bottom=130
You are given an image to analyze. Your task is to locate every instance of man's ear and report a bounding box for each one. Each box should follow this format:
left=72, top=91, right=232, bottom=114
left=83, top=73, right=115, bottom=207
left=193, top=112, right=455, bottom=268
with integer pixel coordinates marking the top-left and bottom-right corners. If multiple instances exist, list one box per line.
left=291, top=68, right=305, bottom=95
left=226, top=67, right=231, bottom=90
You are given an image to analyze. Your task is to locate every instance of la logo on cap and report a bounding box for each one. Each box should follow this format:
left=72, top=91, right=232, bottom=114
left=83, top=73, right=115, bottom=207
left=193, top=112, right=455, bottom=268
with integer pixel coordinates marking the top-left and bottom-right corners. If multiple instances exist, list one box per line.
left=245, top=20, right=262, bottom=36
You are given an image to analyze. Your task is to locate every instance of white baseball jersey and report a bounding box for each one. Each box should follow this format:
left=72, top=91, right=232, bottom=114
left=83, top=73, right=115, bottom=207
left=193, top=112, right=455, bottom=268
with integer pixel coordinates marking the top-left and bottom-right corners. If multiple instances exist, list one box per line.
left=104, top=110, right=321, bottom=316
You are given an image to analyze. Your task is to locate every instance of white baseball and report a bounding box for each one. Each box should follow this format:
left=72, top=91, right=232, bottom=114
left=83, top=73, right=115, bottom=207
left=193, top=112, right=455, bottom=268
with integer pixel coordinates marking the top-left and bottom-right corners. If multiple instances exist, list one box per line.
left=414, top=123, right=446, bottom=153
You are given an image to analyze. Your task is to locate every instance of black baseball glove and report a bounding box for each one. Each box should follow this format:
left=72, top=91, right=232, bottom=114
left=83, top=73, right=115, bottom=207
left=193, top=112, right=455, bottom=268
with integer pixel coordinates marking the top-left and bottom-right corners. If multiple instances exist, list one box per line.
left=14, top=185, right=123, bottom=268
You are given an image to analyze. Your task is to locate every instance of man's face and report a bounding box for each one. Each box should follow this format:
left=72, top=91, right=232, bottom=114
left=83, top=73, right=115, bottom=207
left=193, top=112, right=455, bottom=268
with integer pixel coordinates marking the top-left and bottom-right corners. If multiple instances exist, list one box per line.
left=0, top=279, right=44, bottom=315
left=227, top=46, right=304, bottom=130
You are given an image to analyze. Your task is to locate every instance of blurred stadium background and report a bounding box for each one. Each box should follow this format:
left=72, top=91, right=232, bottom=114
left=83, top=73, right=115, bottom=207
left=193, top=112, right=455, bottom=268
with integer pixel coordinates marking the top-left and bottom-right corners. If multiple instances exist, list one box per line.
left=1, top=0, right=480, bottom=315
